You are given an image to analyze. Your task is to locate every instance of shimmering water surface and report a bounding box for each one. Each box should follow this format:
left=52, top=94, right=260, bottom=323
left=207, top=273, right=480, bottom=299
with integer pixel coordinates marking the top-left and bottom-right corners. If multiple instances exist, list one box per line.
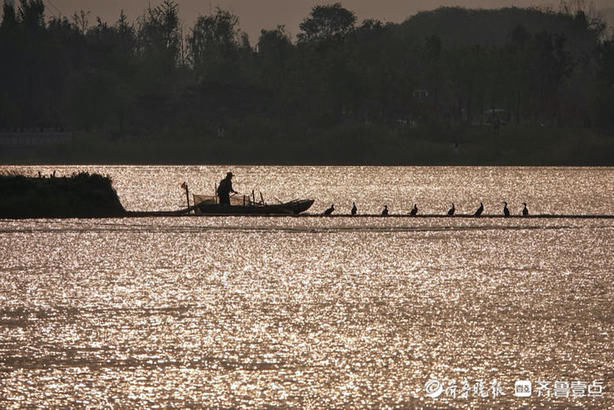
left=0, top=166, right=613, bottom=408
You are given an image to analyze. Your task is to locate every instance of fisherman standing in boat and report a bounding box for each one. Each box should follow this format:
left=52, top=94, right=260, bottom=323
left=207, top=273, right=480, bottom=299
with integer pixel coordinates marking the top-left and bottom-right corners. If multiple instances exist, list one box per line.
left=217, top=172, right=237, bottom=206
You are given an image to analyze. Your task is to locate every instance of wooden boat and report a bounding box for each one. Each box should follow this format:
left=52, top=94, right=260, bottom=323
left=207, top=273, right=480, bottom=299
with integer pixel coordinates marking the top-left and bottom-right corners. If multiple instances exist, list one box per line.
left=192, top=194, right=314, bottom=215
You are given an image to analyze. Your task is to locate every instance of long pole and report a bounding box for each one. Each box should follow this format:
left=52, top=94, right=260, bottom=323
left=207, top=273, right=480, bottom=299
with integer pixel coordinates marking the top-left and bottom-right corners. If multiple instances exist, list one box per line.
left=184, top=183, right=190, bottom=213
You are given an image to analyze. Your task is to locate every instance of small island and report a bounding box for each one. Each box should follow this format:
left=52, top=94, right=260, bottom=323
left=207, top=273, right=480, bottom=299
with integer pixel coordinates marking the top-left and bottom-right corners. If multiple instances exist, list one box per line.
left=0, top=172, right=126, bottom=218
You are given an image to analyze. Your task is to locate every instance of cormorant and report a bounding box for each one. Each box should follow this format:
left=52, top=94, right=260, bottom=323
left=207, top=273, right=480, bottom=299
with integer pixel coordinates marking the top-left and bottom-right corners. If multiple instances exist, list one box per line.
left=474, top=202, right=484, bottom=217
left=351, top=202, right=357, bottom=216
left=382, top=205, right=389, bottom=216
left=447, top=203, right=455, bottom=216
left=410, top=203, right=418, bottom=216
left=323, top=204, right=335, bottom=215
left=522, top=202, right=529, bottom=216
left=503, top=201, right=510, bottom=217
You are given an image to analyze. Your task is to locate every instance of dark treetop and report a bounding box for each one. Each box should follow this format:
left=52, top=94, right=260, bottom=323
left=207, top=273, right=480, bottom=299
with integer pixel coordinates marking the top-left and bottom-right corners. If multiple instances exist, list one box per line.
left=1, top=0, right=613, bottom=165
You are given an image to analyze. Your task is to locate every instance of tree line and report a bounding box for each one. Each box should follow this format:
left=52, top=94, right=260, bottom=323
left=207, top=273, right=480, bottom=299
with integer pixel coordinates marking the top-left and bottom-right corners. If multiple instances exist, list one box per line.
left=0, top=0, right=613, bottom=163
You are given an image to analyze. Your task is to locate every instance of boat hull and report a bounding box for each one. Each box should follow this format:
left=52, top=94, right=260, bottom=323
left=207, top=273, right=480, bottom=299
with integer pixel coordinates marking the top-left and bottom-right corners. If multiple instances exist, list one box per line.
left=194, top=199, right=314, bottom=215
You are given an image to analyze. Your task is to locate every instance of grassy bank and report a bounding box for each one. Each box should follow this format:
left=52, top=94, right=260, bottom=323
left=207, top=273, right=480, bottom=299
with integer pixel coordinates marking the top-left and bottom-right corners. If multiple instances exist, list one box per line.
left=0, top=172, right=126, bottom=218
left=1, top=124, right=613, bottom=165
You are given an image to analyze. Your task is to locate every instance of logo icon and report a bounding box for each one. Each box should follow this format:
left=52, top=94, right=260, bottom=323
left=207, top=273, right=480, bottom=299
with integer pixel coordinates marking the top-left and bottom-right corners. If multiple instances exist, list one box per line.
left=515, top=380, right=532, bottom=397
left=425, top=379, right=444, bottom=398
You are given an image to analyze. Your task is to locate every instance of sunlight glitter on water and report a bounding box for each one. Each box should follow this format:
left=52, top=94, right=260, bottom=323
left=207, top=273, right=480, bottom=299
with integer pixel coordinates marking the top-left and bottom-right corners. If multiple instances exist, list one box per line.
left=0, top=166, right=613, bottom=407
left=5, top=165, right=614, bottom=215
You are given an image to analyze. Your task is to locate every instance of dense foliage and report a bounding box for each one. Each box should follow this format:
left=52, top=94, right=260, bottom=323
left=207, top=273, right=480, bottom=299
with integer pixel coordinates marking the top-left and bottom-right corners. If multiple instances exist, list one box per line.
left=0, top=172, right=125, bottom=217
left=1, top=0, right=613, bottom=164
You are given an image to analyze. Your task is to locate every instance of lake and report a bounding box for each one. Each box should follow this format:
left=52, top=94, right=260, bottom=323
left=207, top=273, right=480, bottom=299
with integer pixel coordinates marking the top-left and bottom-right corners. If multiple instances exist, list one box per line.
left=0, top=165, right=613, bottom=407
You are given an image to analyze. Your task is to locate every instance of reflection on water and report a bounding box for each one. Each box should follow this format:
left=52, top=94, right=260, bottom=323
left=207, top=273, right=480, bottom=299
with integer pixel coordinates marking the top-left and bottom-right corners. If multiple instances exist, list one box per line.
left=5, top=165, right=614, bottom=215
left=0, top=166, right=613, bottom=407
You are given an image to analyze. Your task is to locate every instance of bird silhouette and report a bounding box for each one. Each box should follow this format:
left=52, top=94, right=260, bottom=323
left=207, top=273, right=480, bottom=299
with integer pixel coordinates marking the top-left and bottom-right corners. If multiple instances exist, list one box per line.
left=351, top=202, right=357, bottom=216
left=323, top=204, right=335, bottom=216
left=474, top=202, right=484, bottom=217
left=381, top=205, right=389, bottom=216
left=410, top=203, right=418, bottom=216
left=522, top=202, right=529, bottom=216
left=503, top=201, right=510, bottom=217
left=447, top=203, right=455, bottom=216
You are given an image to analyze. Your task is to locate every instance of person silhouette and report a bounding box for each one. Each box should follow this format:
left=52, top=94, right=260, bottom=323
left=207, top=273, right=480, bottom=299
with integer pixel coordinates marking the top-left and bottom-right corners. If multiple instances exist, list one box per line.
left=217, top=172, right=237, bottom=206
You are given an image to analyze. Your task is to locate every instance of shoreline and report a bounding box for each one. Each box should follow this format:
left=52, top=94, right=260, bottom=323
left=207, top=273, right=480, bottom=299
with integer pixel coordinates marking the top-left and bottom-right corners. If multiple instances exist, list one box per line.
left=1, top=126, right=613, bottom=166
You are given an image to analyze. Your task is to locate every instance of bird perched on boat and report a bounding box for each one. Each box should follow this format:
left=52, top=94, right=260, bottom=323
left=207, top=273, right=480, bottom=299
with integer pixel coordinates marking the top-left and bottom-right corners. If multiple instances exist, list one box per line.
left=382, top=205, right=389, bottom=216
left=447, top=203, right=455, bottom=216
left=474, top=202, right=484, bottom=217
left=522, top=202, right=529, bottom=216
left=323, top=204, right=335, bottom=216
left=410, top=203, right=418, bottom=216
left=351, top=202, right=357, bottom=216
left=503, top=201, right=510, bottom=217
